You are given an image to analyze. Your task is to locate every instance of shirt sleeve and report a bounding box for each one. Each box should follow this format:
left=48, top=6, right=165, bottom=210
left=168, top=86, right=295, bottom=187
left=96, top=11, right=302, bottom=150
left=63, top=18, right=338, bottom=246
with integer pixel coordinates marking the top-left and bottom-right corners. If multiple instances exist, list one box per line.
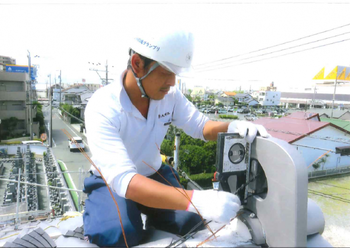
left=172, top=88, right=209, bottom=140
left=85, top=94, right=137, bottom=198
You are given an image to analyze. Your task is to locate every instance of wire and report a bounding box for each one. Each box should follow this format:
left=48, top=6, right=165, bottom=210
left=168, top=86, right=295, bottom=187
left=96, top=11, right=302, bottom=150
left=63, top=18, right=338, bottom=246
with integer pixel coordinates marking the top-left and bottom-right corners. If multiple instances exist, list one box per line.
left=195, top=38, right=350, bottom=72
left=195, top=31, right=350, bottom=71
left=194, top=22, right=350, bottom=68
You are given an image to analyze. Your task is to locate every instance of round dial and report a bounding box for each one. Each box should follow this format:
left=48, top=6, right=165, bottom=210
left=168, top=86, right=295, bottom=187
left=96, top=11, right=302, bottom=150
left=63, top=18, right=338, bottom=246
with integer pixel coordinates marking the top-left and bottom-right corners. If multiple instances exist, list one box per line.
left=228, top=143, right=245, bottom=164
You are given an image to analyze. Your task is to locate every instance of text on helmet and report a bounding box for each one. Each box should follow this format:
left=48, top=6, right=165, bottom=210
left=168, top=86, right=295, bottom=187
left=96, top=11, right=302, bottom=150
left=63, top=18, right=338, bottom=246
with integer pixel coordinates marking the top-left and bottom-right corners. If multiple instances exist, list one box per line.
left=136, top=38, right=161, bottom=52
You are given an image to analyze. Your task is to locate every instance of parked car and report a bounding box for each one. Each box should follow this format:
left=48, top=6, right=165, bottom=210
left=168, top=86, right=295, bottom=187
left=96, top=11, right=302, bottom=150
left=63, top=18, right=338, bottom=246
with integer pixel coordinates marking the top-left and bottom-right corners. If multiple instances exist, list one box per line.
left=237, top=108, right=250, bottom=114
left=244, top=113, right=258, bottom=121
left=218, top=109, right=228, bottom=114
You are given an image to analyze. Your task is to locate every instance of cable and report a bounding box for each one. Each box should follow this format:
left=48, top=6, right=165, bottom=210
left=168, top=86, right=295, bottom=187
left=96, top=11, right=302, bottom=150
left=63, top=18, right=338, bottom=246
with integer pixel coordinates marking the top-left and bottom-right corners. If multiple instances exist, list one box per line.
left=195, top=31, right=350, bottom=71
left=194, top=22, right=350, bottom=68
left=195, top=38, right=350, bottom=73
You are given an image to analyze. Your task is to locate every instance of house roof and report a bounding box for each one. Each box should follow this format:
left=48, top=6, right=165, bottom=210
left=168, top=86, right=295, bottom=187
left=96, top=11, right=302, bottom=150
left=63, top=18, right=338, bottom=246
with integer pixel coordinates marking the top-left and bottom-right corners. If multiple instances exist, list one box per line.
left=253, top=117, right=330, bottom=143
left=284, top=111, right=320, bottom=121
left=223, top=91, right=236, bottom=96
left=320, top=118, right=350, bottom=132
left=338, top=111, right=350, bottom=120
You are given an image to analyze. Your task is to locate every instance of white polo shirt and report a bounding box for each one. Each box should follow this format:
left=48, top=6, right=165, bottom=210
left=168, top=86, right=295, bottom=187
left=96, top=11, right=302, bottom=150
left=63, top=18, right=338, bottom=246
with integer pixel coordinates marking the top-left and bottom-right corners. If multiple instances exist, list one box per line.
left=85, top=70, right=209, bottom=198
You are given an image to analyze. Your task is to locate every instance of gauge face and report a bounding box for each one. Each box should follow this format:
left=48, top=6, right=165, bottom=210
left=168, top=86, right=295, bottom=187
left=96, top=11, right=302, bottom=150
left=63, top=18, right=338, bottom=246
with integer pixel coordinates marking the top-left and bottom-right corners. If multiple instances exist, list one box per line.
left=228, top=143, right=245, bottom=164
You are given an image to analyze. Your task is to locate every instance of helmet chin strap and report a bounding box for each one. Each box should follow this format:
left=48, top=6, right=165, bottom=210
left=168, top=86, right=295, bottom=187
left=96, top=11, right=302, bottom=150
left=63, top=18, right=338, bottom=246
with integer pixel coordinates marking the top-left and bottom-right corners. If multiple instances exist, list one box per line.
left=131, top=62, right=159, bottom=98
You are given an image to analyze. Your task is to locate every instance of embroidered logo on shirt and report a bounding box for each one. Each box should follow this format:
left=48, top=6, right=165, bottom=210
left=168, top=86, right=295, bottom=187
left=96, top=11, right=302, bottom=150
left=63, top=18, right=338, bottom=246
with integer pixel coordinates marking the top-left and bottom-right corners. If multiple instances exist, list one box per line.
left=158, top=112, right=170, bottom=119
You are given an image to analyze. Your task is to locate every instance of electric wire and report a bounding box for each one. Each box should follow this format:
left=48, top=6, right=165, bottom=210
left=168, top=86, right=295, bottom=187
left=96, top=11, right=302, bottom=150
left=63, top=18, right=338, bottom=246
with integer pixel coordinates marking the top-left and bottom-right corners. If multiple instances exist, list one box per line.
left=194, top=22, right=350, bottom=68
left=195, top=38, right=350, bottom=72
left=195, top=31, right=350, bottom=71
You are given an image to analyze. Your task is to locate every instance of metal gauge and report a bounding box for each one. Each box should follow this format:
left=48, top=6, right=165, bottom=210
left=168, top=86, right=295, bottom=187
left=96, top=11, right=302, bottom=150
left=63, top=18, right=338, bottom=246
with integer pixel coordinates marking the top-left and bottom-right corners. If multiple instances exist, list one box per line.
left=228, top=143, right=246, bottom=164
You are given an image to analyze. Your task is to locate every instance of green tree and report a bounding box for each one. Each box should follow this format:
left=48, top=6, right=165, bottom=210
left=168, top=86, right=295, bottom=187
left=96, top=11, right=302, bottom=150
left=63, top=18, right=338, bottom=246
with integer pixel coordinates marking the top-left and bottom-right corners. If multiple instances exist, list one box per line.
left=33, top=101, right=45, bottom=135
left=160, top=139, right=173, bottom=156
left=2, top=117, right=18, bottom=137
left=179, top=145, right=207, bottom=174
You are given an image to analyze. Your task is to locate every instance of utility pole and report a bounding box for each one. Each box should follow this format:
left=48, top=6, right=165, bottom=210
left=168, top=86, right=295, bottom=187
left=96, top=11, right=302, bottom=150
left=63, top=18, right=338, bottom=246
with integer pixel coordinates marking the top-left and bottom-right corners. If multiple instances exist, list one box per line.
left=331, top=78, right=338, bottom=118
left=49, top=75, right=53, bottom=148
left=27, top=51, right=33, bottom=140
left=59, top=70, right=62, bottom=107
left=89, top=61, right=113, bottom=86
left=106, top=60, right=108, bottom=85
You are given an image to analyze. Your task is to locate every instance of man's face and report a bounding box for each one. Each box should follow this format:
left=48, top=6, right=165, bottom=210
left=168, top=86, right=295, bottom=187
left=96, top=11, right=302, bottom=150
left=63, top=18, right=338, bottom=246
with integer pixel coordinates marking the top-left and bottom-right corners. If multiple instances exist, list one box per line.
left=141, top=62, right=176, bottom=100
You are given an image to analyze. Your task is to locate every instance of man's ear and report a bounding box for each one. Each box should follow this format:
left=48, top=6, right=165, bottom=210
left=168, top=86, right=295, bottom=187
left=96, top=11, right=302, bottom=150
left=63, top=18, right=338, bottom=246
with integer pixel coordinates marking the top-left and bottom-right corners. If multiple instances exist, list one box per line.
left=131, top=54, right=145, bottom=77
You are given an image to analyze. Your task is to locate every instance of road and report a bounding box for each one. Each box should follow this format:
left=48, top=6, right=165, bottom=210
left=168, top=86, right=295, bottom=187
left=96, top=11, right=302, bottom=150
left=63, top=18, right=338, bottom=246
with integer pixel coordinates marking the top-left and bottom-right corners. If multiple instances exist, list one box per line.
left=42, top=105, right=91, bottom=192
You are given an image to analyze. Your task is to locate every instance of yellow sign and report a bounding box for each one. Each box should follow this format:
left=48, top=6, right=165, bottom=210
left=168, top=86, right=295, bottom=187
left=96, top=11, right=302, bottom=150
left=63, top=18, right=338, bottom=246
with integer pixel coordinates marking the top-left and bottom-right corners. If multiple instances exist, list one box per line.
left=337, top=68, right=346, bottom=80
left=346, top=72, right=350, bottom=81
left=313, top=66, right=350, bottom=81
left=313, top=67, right=325, bottom=80
left=325, top=66, right=338, bottom=80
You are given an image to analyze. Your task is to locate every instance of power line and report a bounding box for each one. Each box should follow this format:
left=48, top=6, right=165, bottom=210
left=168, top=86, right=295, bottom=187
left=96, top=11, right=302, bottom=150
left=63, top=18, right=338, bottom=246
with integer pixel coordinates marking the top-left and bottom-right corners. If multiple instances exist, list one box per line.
left=195, top=38, right=350, bottom=72
left=194, top=22, right=350, bottom=68
left=195, top=31, right=350, bottom=71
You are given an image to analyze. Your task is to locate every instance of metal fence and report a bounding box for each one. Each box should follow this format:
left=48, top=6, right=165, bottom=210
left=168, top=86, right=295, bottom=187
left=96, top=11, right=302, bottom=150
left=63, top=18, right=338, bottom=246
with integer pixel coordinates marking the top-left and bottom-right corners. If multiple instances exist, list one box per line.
left=308, top=165, right=350, bottom=179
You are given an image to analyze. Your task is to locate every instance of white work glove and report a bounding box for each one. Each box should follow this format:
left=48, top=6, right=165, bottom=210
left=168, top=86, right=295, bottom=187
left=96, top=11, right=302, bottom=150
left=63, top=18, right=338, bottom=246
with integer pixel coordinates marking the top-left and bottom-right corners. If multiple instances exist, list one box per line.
left=228, top=121, right=270, bottom=143
left=187, top=190, right=241, bottom=224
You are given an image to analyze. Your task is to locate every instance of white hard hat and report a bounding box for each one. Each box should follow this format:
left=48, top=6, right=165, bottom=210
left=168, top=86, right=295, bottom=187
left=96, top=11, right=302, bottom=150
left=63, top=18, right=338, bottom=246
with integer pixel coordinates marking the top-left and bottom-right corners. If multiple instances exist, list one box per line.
left=129, top=29, right=194, bottom=76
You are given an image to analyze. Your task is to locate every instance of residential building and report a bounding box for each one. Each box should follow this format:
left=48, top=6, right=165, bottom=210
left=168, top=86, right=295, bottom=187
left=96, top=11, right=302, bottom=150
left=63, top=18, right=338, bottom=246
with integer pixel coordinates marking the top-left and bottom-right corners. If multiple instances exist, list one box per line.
left=320, top=118, right=350, bottom=132
left=234, top=93, right=259, bottom=106
left=214, top=96, right=235, bottom=106
left=0, top=71, right=38, bottom=139
left=190, top=86, right=206, bottom=100
left=61, top=85, right=93, bottom=120
left=71, top=83, right=101, bottom=92
left=221, top=91, right=236, bottom=98
left=258, top=85, right=281, bottom=106
left=0, top=55, right=16, bottom=71
left=253, top=115, right=350, bottom=177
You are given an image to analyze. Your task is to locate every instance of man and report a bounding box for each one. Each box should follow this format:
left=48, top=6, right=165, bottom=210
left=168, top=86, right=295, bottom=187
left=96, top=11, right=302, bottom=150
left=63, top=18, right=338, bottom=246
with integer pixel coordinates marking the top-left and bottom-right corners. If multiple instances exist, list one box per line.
left=84, top=29, right=269, bottom=247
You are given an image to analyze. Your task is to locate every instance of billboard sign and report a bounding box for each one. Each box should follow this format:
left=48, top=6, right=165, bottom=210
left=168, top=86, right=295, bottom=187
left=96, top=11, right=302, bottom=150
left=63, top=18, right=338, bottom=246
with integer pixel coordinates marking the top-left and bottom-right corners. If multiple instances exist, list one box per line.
left=5, top=65, right=37, bottom=80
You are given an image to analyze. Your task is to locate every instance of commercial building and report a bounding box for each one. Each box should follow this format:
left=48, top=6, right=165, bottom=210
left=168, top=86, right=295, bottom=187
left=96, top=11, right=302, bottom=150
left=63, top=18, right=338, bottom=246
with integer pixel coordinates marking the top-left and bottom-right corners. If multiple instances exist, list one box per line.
left=0, top=55, right=16, bottom=71
left=258, top=83, right=281, bottom=106
left=0, top=71, right=38, bottom=140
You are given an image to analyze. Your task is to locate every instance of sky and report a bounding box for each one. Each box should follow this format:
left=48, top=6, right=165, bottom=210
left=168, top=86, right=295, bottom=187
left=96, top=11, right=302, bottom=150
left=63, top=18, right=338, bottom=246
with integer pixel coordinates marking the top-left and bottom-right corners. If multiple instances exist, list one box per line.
left=1, top=0, right=350, bottom=91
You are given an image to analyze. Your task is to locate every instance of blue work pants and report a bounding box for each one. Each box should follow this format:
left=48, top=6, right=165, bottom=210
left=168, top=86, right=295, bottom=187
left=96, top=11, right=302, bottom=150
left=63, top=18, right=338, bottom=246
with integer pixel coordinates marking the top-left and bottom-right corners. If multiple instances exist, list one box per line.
left=83, top=164, right=203, bottom=247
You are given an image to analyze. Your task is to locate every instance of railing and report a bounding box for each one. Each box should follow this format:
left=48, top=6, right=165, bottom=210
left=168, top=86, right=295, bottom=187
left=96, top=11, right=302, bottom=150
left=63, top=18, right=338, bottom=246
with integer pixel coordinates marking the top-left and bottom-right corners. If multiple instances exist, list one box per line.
left=308, top=165, right=350, bottom=179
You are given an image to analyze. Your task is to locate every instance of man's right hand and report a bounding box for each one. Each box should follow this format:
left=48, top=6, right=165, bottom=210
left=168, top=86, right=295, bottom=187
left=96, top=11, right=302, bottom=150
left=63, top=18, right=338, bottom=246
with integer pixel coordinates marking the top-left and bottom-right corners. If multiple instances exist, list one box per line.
left=186, top=190, right=241, bottom=224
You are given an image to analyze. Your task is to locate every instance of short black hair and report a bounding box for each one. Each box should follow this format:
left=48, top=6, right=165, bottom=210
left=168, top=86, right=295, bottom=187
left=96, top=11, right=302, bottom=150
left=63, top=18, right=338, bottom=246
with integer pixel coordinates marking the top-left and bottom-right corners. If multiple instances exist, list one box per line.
left=127, top=49, right=154, bottom=70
